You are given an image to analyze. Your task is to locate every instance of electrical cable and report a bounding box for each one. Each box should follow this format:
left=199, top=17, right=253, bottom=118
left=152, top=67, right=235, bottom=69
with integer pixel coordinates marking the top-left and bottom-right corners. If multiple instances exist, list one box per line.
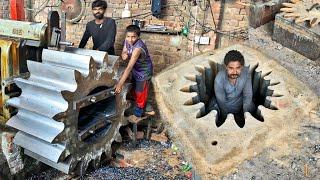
left=208, top=0, right=217, bottom=30
left=114, top=11, right=153, bottom=21
left=25, top=0, right=50, bottom=17
left=197, top=0, right=209, bottom=11
left=170, top=2, right=248, bottom=42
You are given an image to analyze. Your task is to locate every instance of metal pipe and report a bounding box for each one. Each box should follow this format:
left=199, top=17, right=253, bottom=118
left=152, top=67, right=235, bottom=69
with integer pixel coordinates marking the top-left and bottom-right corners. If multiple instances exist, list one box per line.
left=27, top=0, right=33, bottom=21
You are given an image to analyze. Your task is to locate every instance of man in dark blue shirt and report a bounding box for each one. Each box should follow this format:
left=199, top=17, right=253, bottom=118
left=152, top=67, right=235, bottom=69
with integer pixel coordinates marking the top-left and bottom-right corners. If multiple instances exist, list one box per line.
left=210, top=50, right=255, bottom=126
left=79, top=0, right=116, bottom=55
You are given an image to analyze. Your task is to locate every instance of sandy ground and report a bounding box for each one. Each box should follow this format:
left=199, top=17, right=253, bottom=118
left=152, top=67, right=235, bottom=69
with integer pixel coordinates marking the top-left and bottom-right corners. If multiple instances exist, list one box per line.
left=223, top=121, right=320, bottom=179
left=26, top=134, right=195, bottom=180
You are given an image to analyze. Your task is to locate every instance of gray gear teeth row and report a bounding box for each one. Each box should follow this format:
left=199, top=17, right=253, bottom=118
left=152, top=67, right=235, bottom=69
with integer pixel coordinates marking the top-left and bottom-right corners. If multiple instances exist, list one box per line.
left=6, top=47, right=129, bottom=175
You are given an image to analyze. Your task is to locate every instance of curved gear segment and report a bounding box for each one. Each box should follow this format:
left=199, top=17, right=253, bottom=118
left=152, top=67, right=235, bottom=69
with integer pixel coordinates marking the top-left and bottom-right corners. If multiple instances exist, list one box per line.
left=281, top=0, right=320, bottom=27
left=6, top=48, right=129, bottom=175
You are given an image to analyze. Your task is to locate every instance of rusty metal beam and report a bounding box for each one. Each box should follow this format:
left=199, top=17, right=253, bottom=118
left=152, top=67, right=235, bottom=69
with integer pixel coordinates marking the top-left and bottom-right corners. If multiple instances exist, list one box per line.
left=0, top=39, right=20, bottom=123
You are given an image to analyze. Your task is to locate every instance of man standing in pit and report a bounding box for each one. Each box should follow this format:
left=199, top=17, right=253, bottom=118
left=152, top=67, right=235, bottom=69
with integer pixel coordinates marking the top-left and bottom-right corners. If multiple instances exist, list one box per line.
left=210, top=50, right=255, bottom=126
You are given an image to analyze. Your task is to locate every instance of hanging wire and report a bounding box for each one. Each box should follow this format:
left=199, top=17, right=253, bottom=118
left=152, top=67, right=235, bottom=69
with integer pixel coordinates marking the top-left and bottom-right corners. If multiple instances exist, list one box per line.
left=197, top=0, right=209, bottom=11
left=25, top=0, right=50, bottom=17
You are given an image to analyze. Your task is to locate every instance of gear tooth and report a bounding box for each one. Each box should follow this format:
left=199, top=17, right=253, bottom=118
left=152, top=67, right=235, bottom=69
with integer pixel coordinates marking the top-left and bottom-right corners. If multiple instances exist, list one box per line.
left=195, top=65, right=205, bottom=74
left=64, top=47, right=108, bottom=68
left=282, top=2, right=295, bottom=7
left=295, top=17, right=306, bottom=23
left=196, top=104, right=206, bottom=118
left=184, top=98, right=194, bottom=105
left=310, top=18, right=320, bottom=27
left=249, top=62, right=259, bottom=74
left=280, top=7, right=295, bottom=13
left=184, top=74, right=197, bottom=82
left=7, top=49, right=128, bottom=175
left=291, top=0, right=300, bottom=4
left=284, top=13, right=299, bottom=18
left=184, top=96, right=200, bottom=105
left=264, top=96, right=279, bottom=110
left=190, top=85, right=199, bottom=92
left=180, top=85, right=190, bottom=92
left=261, top=71, right=272, bottom=78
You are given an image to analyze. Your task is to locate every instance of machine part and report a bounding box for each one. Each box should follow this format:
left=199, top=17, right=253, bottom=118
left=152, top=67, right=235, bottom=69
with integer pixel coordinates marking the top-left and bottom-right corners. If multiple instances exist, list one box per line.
left=6, top=48, right=129, bottom=175
left=47, top=11, right=60, bottom=47
left=0, top=16, right=55, bottom=123
left=59, top=41, right=74, bottom=46
left=0, top=20, right=47, bottom=43
left=281, top=0, right=320, bottom=27
left=0, top=40, right=21, bottom=123
left=60, top=12, right=67, bottom=47
left=59, top=0, right=86, bottom=23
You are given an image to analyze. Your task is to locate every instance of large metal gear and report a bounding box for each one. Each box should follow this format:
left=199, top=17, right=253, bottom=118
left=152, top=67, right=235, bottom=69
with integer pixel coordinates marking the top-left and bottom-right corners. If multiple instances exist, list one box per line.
left=281, top=0, right=320, bottom=27
left=6, top=48, right=129, bottom=175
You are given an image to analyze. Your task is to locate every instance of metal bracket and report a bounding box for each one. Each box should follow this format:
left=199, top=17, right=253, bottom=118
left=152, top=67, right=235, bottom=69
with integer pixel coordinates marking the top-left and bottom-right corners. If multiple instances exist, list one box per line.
left=73, top=88, right=115, bottom=110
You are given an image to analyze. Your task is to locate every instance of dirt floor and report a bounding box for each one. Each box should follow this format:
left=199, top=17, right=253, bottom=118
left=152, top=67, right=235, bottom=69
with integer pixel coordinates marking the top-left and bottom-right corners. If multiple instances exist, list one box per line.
left=223, top=123, right=320, bottom=179
left=26, top=131, right=195, bottom=180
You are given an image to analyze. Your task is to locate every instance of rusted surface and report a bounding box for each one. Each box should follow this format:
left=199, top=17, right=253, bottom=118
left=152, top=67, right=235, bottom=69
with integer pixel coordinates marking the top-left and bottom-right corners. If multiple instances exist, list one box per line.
left=59, top=0, right=86, bottom=23
left=0, top=19, right=47, bottom=42
left=0, top=39, right=20, bottom=123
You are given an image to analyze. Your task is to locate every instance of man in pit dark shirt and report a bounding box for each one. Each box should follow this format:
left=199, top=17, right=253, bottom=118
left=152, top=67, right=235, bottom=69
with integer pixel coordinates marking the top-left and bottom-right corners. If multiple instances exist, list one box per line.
left=79, top=0, right=116, bottom=55
left=209, top=50, right=255, bottom=126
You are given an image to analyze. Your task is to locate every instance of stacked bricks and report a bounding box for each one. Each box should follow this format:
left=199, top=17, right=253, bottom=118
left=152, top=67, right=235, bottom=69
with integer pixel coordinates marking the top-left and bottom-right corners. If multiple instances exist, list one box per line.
left=217, top=0, right=249, bottom=48
left=18, top=0, right=250, bottom=73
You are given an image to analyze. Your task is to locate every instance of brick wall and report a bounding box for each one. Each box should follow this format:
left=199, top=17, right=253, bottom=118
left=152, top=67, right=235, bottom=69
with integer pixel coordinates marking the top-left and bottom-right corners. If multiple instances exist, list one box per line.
left=0, top=0, right=10, bottom=19
left=1, top=0, right=250, bottom=73
left=218, top=0, right=249, bottom=47
left=248, top=0, right=288, bottom=28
